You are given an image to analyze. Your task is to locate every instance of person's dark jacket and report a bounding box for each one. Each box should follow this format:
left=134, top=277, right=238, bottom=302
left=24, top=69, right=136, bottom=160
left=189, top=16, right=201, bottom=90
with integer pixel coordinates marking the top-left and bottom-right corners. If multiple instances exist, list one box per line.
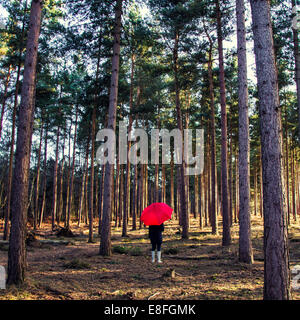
left=149, top=224, right=164, bottom=243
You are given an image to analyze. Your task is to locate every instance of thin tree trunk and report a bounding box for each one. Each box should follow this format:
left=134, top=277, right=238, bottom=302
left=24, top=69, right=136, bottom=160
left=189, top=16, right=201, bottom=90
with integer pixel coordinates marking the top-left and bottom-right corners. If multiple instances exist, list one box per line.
left=89, top=33, right=102, bottom=242
left=228, top=130, right=233, bottom=226
left=122, top=54, right=135, bottom=237
left=117, top=164, right=123, bottom=229
left=194, top=175, right=199, bottom=219
left=33, top=118, right=43, bottom=230
left=174, top=30, right=188, bottom=239
left=57, top=131, right=66, bottom=225
left=254, top=167, right=257, bottom=216
left=78, top=138, right=90, bottom=226
left=170, top=152, right=175, bottom=210
left=67, top=108, right=79, bottom=229
left=100, top=0, right=123, bottom=256
left=51, top=123, right=60, bottom=230
left=250, top=0, right=290, bottom=300
left=206, top=32, right=218, bottom=234
left=132, top=156, right=138, bottom=231
left=259, top=154, right=263, bottom=219
left=199, top=172, right=202, bottom=229
left=39, top=122, right=48, bottom=228
left=7, top=0, right=43, bottom=285
left=291, top=148, right=296, bottom=222
left=285, top=106, right=290, bottom=224
left=237, top=0, right=253, bottom=264
left=215, top=0, right=231, bottom=246
left=64, top=121, right=72, bottom=227
left=114, top=160, right=120, bottom=227
left=98, top=164, right=105, bottom=232
left=235, top=149, right=239, bottom=222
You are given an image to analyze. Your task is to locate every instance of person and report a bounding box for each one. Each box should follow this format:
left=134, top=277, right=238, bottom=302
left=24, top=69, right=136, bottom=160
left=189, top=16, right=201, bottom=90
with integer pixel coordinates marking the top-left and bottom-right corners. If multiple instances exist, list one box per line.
left=149, top=223, right=164, bottom=263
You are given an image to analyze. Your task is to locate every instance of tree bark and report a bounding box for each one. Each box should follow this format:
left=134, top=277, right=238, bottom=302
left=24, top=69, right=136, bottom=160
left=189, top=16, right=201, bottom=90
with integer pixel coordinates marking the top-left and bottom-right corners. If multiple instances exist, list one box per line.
left=39, top=122, right=48, bottom=228
left=33, top=117, right=43, bottom=229
left=215, top=0, right=231, bottom=246
left=205, top=32, right=218, bottom=233
left=291, top=148, right=296, bottom=222
left=78, top=137, right=90, bottom=226
left=122, top=54, right=135, bottom=237
left=67, top=108, right=79, bottom=229
left=7, top=0, right=43, bottom=285
left=237, top=0, right=253, bottom=264
left=57, top=130, right=66, bottom=225
left=51, top=122, right=60, bottom=230
left=250, top=0, right=291, bottom=300
left=64, top=121, right=72, bottom=227
left=99, top=0, right=123, bottom=256
left=173, top=30, right=188, bottom=239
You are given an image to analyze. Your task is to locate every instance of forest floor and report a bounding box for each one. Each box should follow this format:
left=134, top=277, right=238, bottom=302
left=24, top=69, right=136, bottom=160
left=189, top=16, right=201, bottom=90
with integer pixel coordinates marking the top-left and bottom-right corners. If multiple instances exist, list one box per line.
left=0, top=216, right=300, bottom=300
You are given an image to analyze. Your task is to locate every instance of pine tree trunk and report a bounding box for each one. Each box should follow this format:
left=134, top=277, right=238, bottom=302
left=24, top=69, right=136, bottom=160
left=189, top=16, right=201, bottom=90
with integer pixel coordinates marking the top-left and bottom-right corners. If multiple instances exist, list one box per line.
left=132, top=159, right=138, bottom=231
left=215, top=0, right=231, bottom=246
left=237, top=0, right=253, bottom=264
left=199, top=173, right=202, bottom=229
left=207, top=37, right=218, bottom=234
left=143, top=163, right=148, bottom=220
left=57, top=132, right=66, bottom=225
left=78, top=138, right=90, bottom=226
left=170, top=153, right=174, bottom=210
left=122, top=54, right=135, bottom=237
left=98, top=164, right=104, bottom=232
left=254, top=167, right=257, bottom=216
left=39, top=123, right=48, bottom=228
left=64, top=121, right=72, bottom=227
left=291, top=148, right=296, bottom=222
left=51, top=124, right=60, bottom=230
left=285, top=107, right=290, bottom=223
left=235, top=149, right=239, bottom=222
left=67, top=108, right=78, bottom=229
left=7, top=0, right=43, bottom=285
left=33, top=118, right=43, bottom=230
left=259, top=155, right=263, bottom=219
left=114, top=160, right=120, bottom=227
left=174, top=30, right=188, bottom=239
left=228, top=131, right=233, bottom=226
left=250, top=0, right=291, bottom=300
left=100, top=0, right=122, bottom=256
left=118, top=164, right=123, bottom=229
left=194, top=175, right=199, bottom=219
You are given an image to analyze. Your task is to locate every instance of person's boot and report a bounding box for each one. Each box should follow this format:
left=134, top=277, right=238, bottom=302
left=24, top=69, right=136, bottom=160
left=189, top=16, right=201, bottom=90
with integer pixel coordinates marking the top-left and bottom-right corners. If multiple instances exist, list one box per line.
left=151, top=251, right=155, bottom=263
left=157, top=251, right=162, bottom=263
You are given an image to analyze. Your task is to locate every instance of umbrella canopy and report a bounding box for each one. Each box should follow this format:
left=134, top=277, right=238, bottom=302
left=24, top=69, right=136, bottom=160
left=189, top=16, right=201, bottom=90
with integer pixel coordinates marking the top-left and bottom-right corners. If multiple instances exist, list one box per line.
left=141, top=202, right=173, bottom=226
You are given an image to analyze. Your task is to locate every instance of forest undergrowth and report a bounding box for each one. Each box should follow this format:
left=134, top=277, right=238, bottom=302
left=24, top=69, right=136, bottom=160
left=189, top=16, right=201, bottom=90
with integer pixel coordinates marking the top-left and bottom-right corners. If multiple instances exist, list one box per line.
left=0, top=216, right=300, bottom=300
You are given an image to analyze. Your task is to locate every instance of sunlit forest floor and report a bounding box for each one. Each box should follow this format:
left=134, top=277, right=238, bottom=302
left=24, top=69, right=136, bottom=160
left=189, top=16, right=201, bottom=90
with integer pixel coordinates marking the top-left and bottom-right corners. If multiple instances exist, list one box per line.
left=0, top=215, right=300, bottom=300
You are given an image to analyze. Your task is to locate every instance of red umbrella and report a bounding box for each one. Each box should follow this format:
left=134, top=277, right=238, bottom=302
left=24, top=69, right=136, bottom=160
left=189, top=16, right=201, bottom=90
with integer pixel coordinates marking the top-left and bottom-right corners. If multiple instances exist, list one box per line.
left=141, top=202, right=173, bottom=226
